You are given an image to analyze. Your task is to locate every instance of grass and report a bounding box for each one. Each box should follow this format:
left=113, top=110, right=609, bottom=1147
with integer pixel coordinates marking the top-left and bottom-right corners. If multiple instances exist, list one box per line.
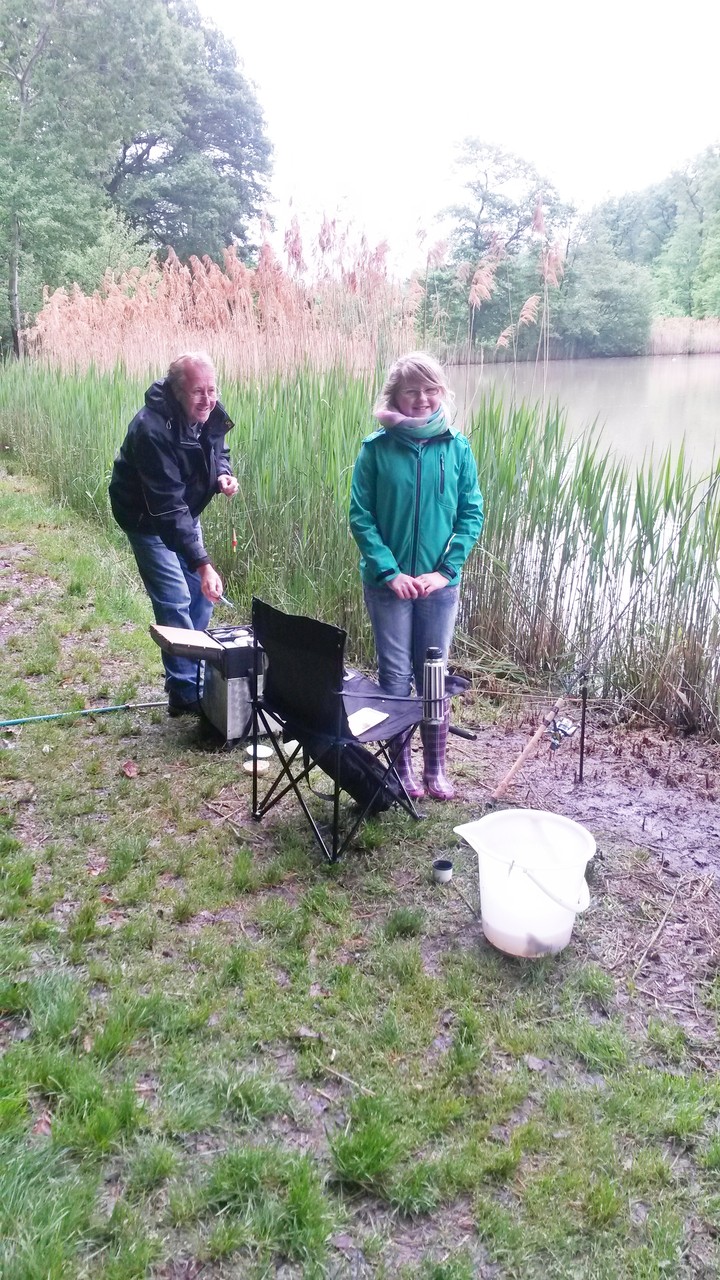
left=0, top=472, right=719, bottom=1277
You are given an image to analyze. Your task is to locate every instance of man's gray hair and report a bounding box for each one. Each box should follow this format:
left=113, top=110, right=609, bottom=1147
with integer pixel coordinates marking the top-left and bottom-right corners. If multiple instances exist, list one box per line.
left=167, top=352, right=215, bottom=395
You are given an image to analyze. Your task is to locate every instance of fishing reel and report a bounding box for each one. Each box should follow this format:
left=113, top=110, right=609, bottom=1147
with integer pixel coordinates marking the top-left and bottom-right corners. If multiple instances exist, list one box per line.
left=547, top=716, right=578, bottom=751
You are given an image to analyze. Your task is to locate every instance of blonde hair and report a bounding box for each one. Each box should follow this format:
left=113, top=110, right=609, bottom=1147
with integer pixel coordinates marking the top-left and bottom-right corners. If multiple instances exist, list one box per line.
left=167, top=351, right=215, bottom=396
left=375, top=351, right=454, bottom=417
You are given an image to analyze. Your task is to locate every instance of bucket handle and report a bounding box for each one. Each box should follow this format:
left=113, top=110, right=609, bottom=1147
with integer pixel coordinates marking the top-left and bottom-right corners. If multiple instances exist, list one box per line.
left=522, top=869, right=590, bottom=915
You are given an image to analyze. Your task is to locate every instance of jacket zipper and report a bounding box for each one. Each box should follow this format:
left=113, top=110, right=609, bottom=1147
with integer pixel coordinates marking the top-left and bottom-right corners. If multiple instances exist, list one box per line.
left=411, top=449, right=423, bottom=575
left=440, top=454, right=445, bottom=495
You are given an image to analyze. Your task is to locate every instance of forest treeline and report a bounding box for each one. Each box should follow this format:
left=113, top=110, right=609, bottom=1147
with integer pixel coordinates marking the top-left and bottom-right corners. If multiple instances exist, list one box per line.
left=421, top=141, right=720, bottom=360
left=2, top=2, right=720, bottom=361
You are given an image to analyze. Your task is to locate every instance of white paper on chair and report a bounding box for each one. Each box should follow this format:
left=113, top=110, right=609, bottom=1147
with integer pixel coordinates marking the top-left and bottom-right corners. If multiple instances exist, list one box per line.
left=348, top=706, right=389, bottom=735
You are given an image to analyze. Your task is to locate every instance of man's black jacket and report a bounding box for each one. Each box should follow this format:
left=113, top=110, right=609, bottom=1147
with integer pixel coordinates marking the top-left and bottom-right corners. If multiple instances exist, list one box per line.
left=109, top=378, right=235, bottom=570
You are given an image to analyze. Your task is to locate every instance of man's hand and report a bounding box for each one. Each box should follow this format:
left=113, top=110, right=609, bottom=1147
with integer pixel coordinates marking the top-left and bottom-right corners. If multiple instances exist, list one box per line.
left=414, top=572, right=450, bottom=595
left=218, top=474, right=238, bottom=497
left=198, top=563, right=224, bottom=602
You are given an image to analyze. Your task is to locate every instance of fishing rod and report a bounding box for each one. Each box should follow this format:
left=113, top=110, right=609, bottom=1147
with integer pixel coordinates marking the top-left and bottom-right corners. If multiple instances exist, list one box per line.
left=0, top=701, right=166, bottom=729
left=2, top=598, right=241, bottom=731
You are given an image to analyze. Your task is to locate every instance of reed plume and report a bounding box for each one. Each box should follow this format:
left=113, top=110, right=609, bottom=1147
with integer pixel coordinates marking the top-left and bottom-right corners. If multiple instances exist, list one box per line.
left=468, top=257, right=499, bottom=308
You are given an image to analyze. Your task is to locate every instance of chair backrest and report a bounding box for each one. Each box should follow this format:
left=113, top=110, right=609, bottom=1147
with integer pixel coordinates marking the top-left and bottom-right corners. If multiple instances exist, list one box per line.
left=252, top=597, right=350, bottom=737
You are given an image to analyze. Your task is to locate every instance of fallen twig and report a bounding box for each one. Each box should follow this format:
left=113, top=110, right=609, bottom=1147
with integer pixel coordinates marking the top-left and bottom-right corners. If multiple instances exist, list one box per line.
left=318, top=1062, right=375, bottom=1096
left=632, top=879, right=685, bottom=979
left=633, top=983, right=660, bottom=1001
left=452, top=880, right=481, bottom=919
left=205, top=801, right=263, bottom=843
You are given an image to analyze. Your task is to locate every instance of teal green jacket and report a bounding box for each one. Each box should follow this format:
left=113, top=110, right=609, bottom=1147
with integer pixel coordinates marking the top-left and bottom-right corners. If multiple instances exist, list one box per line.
left=349, top=424, right=484, bottom=586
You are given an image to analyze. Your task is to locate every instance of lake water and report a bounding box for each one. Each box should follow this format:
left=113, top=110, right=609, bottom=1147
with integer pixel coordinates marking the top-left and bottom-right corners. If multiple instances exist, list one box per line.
left=449, top=354, right=720, bottom=476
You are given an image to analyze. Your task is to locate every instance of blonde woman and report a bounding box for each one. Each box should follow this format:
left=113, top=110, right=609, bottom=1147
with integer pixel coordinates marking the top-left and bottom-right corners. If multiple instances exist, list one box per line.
left=350, top=353, right=483, bottom=799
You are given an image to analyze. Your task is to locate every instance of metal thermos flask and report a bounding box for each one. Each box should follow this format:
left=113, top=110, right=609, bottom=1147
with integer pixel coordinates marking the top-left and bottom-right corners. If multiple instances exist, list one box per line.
left=423, top=647, right=446, bottom=724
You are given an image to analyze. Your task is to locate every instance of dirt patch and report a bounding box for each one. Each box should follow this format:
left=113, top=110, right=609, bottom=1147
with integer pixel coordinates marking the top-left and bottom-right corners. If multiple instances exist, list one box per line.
left=0, top=546, right=63, bottom=644
left=441, top=707, right=719, bottom=1064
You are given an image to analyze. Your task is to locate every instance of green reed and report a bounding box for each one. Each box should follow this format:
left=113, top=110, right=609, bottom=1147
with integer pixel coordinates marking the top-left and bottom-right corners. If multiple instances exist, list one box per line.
left=1, top=362, right=718, bottom=731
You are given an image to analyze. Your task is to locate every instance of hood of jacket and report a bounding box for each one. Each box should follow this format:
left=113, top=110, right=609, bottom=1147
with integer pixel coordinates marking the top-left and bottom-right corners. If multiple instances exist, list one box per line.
left=109, top=378, right=235, bottom=569
left=143, top=378, right=233, bottom=437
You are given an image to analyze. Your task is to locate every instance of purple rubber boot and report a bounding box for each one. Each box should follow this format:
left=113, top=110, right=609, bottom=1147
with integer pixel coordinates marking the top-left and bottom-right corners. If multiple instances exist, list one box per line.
left=421, top=713, right=455, bottom=801
left=390, top=732, right=425, bottom=799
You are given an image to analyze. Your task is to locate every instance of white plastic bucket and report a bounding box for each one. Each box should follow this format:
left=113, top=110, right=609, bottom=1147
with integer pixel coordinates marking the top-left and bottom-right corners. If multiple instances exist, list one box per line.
left=454, top=809, right=595, bottom=958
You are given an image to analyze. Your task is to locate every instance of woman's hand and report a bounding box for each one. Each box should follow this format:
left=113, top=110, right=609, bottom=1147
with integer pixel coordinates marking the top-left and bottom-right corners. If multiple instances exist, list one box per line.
left=414, top=572, right=449, bottom=595
left=389, top=573, right=422, bottom=599
left=218, top=474, right=238, bottom=497
left=389, top=572, right=449, bottom=599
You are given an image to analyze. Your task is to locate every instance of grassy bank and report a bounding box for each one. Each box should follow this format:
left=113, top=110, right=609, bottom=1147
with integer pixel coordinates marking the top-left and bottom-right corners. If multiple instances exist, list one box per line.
left=1, top=473, right=719, bottom=1278
left=1, top=362, right=719, bottom=732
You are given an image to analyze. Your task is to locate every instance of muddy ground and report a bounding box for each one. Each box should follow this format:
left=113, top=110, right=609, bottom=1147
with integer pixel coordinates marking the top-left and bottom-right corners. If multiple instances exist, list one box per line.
left=447, top=697, right=720, bottom=877
left=422, top=699, right=720, bottom=1059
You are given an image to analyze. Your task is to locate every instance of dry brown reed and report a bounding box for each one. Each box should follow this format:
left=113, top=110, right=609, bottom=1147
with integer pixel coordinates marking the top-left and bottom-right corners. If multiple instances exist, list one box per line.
left=540, top=243, right=564, bottom=289
left=531, top=198, right=546, bottom=238
left=496, top=292, right=542, bottom=350
left=518, top=293, right=541, bottom=327
left=468, top=256, right=499, bottom=309
left=650, top=316, right=720, bottom=355
left=26, top=225, right=419, bottom=376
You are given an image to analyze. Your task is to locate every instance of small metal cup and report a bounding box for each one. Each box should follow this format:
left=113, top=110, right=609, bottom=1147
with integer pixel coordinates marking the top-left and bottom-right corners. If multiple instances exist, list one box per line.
left=432, top=858, right=453, bottom=884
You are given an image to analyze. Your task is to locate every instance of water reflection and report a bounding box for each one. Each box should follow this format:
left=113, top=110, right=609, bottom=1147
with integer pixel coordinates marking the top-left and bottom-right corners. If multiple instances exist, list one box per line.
left=449, top=354, right=720, bottom=476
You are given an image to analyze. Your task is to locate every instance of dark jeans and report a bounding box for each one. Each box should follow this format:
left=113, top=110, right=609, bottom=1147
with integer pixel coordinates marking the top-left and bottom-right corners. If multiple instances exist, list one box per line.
left=126, top=528, right=213, bottom=704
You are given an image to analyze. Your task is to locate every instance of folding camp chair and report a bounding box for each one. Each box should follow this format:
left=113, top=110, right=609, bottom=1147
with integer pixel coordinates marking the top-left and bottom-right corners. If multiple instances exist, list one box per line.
left=250, top=597, right=425, bottom=862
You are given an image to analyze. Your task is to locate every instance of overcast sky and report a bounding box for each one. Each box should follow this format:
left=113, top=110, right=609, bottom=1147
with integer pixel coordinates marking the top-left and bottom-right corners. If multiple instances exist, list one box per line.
left=198, top=0, right=720, bottom=274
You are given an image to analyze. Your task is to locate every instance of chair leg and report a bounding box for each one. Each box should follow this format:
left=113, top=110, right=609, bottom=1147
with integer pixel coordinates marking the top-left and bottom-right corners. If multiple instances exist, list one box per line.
left=390, top=732, right=425, bottom=800
left=420, top=712, right=455, bottom=801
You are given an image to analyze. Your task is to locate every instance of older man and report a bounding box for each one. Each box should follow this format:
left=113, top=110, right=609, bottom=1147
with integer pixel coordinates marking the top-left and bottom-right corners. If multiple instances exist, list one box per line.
left=109, top=352, right=239, bottom=716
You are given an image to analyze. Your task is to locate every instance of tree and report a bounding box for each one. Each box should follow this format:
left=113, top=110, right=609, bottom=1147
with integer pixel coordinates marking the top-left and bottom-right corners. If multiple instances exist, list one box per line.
left=651, top=149, right=720, bottom=317
left=592, top=147, right=720, bottom=319
left=446, top=140, right=573, bottom=261
left=0, top=0, right=271, bottom=354
left=652, top=220, right=702, bottom=317
left=421, top=250, right=547, bottom=353
left=421, top=142, right=572, bottom=354
left=553, top=230, right=653, bottom=357
left=693, top=209, right=720, bottom=316
left=0, top=0, right=77, bottom=352
left=50, top=208, right=150, bottom=294
left=105, top=4, right=271, bottom=259
left=594, top=183, right=680, bottom=266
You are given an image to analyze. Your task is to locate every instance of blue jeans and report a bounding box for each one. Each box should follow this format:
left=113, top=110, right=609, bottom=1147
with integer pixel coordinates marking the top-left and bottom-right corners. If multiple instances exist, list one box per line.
left=126, top=529, right=213, bottom=704
left=363, top=584, right=459, bottom=697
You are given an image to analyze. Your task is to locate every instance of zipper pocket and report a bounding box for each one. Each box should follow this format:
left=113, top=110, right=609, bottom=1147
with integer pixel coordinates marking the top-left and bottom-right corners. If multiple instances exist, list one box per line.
left=439, top=455, right=445, bottom=495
